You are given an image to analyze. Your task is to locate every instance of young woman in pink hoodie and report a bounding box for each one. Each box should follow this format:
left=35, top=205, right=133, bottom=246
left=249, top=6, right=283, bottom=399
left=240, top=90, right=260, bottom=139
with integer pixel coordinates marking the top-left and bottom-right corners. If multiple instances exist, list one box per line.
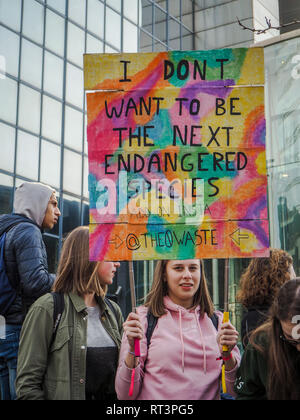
left=115, top=259, right=240, bottom=400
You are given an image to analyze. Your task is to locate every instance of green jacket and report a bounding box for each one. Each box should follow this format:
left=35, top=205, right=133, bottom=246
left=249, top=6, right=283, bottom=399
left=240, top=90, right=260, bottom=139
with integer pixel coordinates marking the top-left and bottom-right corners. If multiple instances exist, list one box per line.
left=234, top=339, right=268, bottom=400
left=16, top=292, right=124, bottom=400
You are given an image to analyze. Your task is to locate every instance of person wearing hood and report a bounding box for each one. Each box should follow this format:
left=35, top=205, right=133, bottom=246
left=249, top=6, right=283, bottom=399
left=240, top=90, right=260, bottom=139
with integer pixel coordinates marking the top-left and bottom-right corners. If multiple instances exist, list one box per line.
left=115, top=259, right=240, bottom=400
left=0, top=181, right=60, bottom=400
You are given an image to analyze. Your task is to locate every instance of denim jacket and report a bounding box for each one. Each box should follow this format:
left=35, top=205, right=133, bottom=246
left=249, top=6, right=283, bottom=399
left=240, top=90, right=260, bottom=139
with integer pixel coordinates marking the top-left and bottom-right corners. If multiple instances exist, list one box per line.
left=16, top=292, right=123, bottom=400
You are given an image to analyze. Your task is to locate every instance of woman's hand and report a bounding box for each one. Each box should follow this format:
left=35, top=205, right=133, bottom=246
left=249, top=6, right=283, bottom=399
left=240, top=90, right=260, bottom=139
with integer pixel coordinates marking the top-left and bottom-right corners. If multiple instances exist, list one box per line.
left=123, top=312, right=144, bottom=352
left=217, top=322, right=239, bottom=354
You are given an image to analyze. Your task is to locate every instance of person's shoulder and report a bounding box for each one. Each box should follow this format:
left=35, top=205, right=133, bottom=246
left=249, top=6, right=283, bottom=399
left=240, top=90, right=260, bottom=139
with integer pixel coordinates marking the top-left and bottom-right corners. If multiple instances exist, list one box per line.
left=24, top=293, right=55, bottom=323
left=12, top=222, right=41, bottom=246
left=30, top=292, right=54, bottom=311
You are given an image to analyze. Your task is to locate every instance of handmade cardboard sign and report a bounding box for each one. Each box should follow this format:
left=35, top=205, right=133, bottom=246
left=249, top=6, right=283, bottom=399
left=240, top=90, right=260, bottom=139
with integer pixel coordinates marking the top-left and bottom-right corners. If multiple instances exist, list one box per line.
left=84, top=49, right=269, bottom=261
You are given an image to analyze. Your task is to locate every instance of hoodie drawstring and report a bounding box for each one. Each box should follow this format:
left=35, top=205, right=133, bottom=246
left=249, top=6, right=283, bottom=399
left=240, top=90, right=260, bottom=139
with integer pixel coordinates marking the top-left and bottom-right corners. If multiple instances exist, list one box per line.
left=178, top=308, right=207, bottom=375
left=195, top=311, right=207, bottom=375
left=179, top=309, right=185, bottom=373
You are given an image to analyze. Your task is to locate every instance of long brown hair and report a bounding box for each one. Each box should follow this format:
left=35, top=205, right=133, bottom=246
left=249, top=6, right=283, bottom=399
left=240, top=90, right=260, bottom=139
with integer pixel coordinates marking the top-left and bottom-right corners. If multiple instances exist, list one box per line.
left=144, top=260, right=214, bottom=318
left=53, top=226, right=106, bottom=296
left=250, top=278, right=300, bottom=400
left=236, top=249, right=293, bottom=308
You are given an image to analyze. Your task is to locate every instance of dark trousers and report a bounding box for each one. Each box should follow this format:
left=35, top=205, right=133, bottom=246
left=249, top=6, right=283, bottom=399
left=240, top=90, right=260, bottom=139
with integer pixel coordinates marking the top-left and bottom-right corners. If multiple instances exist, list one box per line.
left=0, top=324, right=22, bottom=400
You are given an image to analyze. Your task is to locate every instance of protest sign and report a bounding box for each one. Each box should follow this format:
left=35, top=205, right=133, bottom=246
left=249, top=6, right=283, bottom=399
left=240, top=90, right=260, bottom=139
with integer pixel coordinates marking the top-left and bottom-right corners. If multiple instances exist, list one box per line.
left=84, top=49, right=269, bottom=261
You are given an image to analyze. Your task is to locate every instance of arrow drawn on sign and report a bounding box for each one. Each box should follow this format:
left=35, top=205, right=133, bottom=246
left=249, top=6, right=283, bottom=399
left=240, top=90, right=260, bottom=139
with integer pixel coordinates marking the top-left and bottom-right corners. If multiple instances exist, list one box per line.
left=230, top=228, right=250, bottom=246
left=108, top=235, right=125, bottom=250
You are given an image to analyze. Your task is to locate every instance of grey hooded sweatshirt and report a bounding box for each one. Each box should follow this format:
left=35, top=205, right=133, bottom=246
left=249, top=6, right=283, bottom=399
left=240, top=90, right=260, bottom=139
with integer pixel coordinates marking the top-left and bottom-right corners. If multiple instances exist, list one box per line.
left=0, top=182, right=56, bottom=324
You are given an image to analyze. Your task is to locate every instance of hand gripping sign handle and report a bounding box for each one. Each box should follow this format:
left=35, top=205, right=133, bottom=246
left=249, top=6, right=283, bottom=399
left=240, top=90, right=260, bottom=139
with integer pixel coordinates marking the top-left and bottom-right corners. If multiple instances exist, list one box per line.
left=221, top=312, right=230, bottom=394
left=222, top=311, right=230, bottom=353
left=129, top=261, right=141, bottom=357
left=128, top=261, right=140, bottom=397
left=222, top=259, right=230, bottom=394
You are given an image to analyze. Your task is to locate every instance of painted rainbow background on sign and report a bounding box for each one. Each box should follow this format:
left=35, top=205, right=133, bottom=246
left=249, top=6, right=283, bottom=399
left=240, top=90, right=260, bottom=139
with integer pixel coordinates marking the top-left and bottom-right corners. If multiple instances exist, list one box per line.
left=84, top=49, right=269, bottom=261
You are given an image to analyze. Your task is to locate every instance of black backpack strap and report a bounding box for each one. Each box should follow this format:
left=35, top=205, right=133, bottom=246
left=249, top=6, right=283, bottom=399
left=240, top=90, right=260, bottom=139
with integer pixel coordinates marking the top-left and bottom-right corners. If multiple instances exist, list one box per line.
left=146, top=310, right=158, bottom=348
left=50, top=292, right=65, bottom=347
left=104, top=297, right=118, bottom=321
left=210, top=312, right=219, bottom=331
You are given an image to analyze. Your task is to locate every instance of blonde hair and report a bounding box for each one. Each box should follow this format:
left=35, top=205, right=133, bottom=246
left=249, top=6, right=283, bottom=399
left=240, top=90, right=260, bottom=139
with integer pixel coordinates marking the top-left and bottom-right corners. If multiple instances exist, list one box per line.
left=144, top=260, right=214, bottom=318
left=53, top=226, right=106, bottom=297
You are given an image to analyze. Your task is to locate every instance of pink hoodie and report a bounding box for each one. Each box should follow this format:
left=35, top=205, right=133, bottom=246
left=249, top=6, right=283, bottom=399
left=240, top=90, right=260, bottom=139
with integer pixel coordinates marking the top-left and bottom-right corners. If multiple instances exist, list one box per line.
left=115, top=296, right=240, bottom=400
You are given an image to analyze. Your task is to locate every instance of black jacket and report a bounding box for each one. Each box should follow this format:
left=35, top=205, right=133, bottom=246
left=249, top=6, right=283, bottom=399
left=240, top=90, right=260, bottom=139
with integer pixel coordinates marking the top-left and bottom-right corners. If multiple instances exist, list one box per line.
left=0, top=214, right=54, bottom=325
left=241, top=306, right=269, bottom=349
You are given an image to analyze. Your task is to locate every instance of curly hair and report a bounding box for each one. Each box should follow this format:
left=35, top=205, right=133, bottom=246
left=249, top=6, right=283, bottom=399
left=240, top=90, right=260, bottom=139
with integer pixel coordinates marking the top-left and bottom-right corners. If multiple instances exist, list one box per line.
left=236, top=249, right=293, bottom=308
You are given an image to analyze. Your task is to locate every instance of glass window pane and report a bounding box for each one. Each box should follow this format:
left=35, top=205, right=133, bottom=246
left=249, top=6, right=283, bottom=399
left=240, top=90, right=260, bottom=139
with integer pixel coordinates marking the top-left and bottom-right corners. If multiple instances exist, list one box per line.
left=169, top=18, right=181, bottom=50
left=63, top=149, right=82, bottom=195
left=155, top=6, right=167, bottom=43
left=124, top=0, right=138, bottom=24
left=45, top=9, right=65, bottom=56
left=21, top=39, right=43, bottom=88
left=141, top=0, right=153, bottom=33
left=40, top=139, right=61, bottom=188
left=18, top=84, right=41, bottom=134
left=0, top=122, right=15, bottom=172
left=104, top=44, right=118, bottom=53
left=16, top=130, right=39, bottom=180
left=23, top=0, right=44, bottom=44
left=67, top=22, right=85, bottom=67
left=62, top=194, right=81, bottom=234
left=139, top=29, right=153, bottom=52
left=0, top=0, right=22, bottom=32
left=169, top=0, right=181, bottom=19
left=0, top=26, right=19, bottom=78
left=83, top=155, right=88, bottom=199
left=107, top=0, right=121, bottom=13
left=123, top=19, right=138, bottom=52
left=64, top=105, right=83, bottom=151
left=86, top=33, right=103, bottom=54
left=0, top=173, right=13, bottom=214
left=44, top=51, right=64, bottom=98
left=87, top=0, right=104, bottom=38
left=66, top=63, right=83, bottom=108
left=105, top=7, right=121, bottom=50
left=68, top=0, right=86, bottom=27
left=47, top=0, right=66, bottom=14
left=0, top=77, right=17, bottom=124
left=42, top=95, right=62, bottom=143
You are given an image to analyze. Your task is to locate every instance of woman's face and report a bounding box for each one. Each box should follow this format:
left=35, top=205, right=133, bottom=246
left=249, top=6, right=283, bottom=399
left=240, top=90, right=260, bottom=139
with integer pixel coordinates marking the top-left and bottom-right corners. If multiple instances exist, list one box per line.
left=98, top=261, right=120, bottom=286
left=165, top=260, right=201, bottom=308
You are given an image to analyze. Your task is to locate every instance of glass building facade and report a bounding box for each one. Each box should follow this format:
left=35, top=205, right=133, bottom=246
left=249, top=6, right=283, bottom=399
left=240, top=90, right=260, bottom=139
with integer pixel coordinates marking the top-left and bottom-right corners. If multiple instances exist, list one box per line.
left=1, top=0, right=300, bottom=327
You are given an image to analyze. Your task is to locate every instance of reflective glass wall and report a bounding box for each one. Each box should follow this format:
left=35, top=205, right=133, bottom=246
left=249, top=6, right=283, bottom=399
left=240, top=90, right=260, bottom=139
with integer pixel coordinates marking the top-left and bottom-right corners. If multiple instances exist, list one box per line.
left=0, top=0, right=195, bottom=317
left=0, top=0, right=141, bottom=280
left=265, top=36, right=300, bottom=276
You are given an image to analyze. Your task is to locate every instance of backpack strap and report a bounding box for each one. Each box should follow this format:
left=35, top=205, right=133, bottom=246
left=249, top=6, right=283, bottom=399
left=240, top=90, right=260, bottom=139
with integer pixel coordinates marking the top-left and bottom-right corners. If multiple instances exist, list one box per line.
left=104, top=296, right=118, bottom=322
left=210, top=312, right=219, bottom=331
left=50, top=292, right=65, bottom=347
left=146, top=310, right=158, bottom=349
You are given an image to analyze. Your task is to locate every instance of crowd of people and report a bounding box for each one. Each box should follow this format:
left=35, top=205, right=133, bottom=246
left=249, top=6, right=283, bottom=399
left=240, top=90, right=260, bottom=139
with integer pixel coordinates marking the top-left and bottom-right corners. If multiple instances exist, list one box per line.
left=0, top=181, right=299, bottom=400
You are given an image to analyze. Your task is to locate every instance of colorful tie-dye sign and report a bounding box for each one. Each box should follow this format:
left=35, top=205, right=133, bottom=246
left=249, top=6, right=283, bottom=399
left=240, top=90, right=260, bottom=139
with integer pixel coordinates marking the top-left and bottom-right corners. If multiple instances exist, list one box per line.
left=84, top=49, right=269, bottom=261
